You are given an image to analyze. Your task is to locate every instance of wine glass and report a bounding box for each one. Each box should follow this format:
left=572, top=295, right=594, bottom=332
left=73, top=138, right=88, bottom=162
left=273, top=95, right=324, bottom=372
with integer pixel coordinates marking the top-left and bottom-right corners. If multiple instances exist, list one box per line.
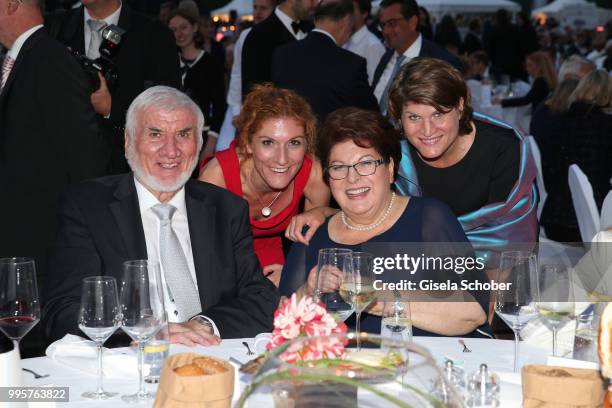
left=495, top=251, right=539, bottom=372
left=78, top=276, right=121, bottom=399
left=119, top=260, right=167, bottom=403
left=0, top=258, right=40, bottom=355
left=536, top=264, right=575, bottom=357
left=340, top=252, right=375, bottom=351
left=315, top=248, right=354, bottom=322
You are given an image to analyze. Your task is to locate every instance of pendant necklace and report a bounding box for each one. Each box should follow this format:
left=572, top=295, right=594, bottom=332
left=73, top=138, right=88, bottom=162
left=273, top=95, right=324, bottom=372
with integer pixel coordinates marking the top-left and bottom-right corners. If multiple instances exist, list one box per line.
left=249, top=173, right=284, bottom=217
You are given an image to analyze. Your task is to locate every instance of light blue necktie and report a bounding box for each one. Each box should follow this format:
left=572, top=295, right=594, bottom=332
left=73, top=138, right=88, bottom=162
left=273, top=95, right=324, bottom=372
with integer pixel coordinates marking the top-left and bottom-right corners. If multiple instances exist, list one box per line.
left=379, top=54, right=407, bottom=115
left=151, top=203, right=201, bottom=321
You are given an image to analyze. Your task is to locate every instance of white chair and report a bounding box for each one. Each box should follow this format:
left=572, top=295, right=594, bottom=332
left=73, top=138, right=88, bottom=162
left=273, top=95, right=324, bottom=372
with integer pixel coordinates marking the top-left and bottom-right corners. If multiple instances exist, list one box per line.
left=568, top=164, right=600, bottom=242
left=600, top=189, right=612, bottom=231
left=525, top=136, right=546, bottom=220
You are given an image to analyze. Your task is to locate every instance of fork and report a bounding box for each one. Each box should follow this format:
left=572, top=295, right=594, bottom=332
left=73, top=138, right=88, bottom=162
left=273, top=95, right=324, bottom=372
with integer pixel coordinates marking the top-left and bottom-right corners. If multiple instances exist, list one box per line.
left=242, top=341, right=255, bottom=356
left=458, top=339, right=472, bottom=353
left=22, top=368, right=50, bottom=379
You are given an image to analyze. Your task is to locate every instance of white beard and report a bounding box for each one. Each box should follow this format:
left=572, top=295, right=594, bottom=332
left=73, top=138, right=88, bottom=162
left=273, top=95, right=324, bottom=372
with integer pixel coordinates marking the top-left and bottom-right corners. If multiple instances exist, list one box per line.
left=127, top=151, right=197, bottom=194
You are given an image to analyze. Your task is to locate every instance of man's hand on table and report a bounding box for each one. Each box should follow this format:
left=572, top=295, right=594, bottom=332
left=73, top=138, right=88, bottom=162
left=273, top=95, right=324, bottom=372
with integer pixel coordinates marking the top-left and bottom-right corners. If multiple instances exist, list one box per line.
left=168, top=321, right=221, bottom=347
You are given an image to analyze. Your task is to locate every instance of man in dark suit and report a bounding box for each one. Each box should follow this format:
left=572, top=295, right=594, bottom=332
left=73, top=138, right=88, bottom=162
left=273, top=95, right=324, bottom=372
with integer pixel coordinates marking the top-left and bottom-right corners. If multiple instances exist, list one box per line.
left=372, top=0, right=463, bottom=115
left=272, top=0, right=377, bottom=120
left=43, top=86, right=279, bottom=346
left=46, top=0, right=181, bottom=173
left=241, top=0, right=317, bottom=98
left=0, top=0, right=109, bottom=356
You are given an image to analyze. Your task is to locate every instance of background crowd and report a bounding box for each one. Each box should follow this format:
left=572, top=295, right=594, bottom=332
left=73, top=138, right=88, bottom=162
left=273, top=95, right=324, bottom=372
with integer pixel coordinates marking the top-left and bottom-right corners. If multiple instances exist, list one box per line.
left=0, top=0, right=610, bottom=357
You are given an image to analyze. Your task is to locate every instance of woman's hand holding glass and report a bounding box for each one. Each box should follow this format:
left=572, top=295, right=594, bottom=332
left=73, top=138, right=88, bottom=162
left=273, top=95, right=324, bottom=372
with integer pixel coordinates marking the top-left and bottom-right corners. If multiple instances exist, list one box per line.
left=313, top=249, right=353, bottom=323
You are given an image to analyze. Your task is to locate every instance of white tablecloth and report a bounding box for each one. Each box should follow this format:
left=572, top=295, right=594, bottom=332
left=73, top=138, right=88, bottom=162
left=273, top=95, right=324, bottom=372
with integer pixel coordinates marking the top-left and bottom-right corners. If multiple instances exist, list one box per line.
left=21, top=337, right=550, bottom=407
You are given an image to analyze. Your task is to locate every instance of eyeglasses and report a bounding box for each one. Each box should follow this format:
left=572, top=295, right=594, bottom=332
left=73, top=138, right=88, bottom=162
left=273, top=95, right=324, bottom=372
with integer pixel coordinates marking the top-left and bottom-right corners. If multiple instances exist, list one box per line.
left=326, top=159, right=387, bottom=180
left=378, top=17, right=404, bottom=31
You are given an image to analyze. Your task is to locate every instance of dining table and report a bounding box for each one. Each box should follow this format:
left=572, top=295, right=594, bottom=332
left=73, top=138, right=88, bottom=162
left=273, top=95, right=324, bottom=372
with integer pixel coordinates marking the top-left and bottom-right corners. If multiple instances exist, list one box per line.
left=17, top=335, right=559, bottom=408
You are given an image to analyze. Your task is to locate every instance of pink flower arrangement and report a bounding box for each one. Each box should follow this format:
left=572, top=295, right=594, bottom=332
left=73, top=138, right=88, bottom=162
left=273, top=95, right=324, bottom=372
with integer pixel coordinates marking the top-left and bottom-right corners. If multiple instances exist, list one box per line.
left=267, top=294, right=348, bottom=363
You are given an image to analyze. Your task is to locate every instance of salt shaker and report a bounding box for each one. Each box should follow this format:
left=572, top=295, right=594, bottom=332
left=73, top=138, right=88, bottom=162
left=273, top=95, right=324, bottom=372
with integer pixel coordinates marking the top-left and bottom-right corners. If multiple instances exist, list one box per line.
left=431, top=360, right=466, bottom=405
left=465, top=364, right=500, bottom=407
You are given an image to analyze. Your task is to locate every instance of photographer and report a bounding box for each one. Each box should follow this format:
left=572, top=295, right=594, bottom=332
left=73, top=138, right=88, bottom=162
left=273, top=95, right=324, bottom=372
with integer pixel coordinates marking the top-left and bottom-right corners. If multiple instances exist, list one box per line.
left=46, top=0, right=181, bottom=173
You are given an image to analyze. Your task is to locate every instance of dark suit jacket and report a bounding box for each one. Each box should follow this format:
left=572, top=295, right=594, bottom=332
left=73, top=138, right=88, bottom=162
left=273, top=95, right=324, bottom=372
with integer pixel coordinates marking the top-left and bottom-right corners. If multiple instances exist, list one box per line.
left=272, top=31, right=378, bottom=120
left=372, top=38, right=464, bottom=91
left=46, top=5, right=181, bottom=171
left=42, top=174, right=279, bottom=345
left=0, top=28, right=109, bottom=289
left=241, top=12, right=297, bottom=98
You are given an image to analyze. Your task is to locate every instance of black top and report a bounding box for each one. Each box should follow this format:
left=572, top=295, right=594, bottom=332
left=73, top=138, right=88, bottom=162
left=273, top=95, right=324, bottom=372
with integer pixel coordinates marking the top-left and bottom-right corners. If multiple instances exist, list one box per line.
left=280, top=197, right=491, bottom=338
left=409, top=119, right=520, bottom=217
left=181, top=51, right=227, bottom=132
left=501, top=77, right=550, bottom=114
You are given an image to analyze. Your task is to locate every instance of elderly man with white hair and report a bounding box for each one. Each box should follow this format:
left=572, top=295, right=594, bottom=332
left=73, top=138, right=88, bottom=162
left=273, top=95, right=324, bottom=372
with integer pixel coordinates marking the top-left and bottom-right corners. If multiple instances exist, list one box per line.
left=43, top=86, right=279, bottom=347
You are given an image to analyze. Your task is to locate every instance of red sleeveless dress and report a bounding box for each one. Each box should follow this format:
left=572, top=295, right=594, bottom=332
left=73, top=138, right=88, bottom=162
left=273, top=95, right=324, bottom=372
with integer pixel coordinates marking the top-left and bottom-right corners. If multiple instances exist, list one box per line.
left=202, top=141, right=313, bottom=268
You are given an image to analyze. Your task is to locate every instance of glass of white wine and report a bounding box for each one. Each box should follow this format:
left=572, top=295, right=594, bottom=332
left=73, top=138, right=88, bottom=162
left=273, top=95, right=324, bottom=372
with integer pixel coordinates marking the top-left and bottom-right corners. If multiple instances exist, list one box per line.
left=315, top=248, right=354, bottom=322
left=339, top=252, right=375, bottom=351
left=536, top=264, right=575, bottom=357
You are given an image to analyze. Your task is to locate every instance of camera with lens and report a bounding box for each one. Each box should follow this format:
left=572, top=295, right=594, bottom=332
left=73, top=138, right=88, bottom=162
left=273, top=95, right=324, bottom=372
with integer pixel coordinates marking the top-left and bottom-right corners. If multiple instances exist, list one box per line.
left=71, top=24, right=125, bottom=92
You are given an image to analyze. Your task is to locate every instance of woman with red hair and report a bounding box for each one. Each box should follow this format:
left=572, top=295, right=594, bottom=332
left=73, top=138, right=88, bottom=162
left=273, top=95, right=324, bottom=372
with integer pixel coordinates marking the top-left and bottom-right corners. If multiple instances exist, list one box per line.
left=199, top=84, right=332, bottom=285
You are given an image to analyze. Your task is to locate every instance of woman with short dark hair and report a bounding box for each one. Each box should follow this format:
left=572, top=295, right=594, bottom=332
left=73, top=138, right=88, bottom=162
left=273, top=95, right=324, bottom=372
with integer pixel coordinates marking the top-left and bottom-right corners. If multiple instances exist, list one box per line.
left=280, top=107, right=490, bottom=338
left=388, top=57, right=538, bottom=252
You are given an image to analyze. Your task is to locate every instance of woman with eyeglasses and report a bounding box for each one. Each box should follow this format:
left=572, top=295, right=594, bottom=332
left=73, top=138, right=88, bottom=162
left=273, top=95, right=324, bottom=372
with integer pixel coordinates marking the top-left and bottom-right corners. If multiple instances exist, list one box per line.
left=279, top=107, right=490, bottom=337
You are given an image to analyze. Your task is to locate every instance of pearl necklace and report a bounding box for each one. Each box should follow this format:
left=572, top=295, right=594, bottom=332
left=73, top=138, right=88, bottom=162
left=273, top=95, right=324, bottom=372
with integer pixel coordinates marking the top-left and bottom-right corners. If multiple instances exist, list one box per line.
left=340, top=192, right=396, bottom=231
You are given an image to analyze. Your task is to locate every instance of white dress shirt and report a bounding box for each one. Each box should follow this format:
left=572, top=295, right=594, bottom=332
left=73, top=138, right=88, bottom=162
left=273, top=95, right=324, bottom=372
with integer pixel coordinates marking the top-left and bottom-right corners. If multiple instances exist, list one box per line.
left=275, top=7, right=307, bottom=40
left=373, top=34, right=423, bottom=102
left=5, top=25, right=43, bottom=61
left=344, top=25, right=386, bottom=85
left=83, top=3, right=121, bottom=58
left=215, top=28, right=250, bottom=152
left=134, top=178, right=219, bottom=335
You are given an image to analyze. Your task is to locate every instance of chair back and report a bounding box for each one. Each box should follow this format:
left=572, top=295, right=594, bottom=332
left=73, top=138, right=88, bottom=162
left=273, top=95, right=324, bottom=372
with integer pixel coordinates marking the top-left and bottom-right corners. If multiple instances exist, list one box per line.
left=525, top=136, right=546, bottom=220
left=568, top=164, right=600, bottom=242
left=600, top=189, right=612, bottom=231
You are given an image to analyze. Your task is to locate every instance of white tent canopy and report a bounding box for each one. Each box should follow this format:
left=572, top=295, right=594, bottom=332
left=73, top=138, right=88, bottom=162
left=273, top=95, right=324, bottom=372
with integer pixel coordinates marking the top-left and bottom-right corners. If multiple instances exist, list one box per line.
left=531, top=0, right=612, bottom=28
left=212, top=0, right=252, bottom=18
left=372, top=0, right=521, bottom=19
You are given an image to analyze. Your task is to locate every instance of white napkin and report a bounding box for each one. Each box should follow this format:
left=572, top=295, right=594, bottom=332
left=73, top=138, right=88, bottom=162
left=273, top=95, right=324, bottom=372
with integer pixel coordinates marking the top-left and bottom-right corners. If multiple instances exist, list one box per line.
left=45, top=334, right=138, bottom=379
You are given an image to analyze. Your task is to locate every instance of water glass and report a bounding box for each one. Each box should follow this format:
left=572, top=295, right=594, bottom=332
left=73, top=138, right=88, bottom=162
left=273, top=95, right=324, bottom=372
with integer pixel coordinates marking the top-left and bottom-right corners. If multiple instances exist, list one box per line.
left=573, top=306, right=599, bottom=363
left=380, top=301, right=412, bottom=343
left=143, top=323, right=170, bottom=384
left=119, top=260, right=166, bottom=403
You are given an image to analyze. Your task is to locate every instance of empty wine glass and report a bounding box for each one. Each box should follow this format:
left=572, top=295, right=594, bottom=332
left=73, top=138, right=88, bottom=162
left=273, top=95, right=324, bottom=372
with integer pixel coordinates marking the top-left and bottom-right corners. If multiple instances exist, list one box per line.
left=119, top=260, right=167, bottom=403
left=495, top=251, right=539, bottom=372
left=78, top=276, right=121, bottom=399
left=537, top=264, right=575, bottom=357
left=0, top=258, right=40, bottom=356
left=315, top=248, right=354, bottom=322
left=340, top=252, right=375, bottom=351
